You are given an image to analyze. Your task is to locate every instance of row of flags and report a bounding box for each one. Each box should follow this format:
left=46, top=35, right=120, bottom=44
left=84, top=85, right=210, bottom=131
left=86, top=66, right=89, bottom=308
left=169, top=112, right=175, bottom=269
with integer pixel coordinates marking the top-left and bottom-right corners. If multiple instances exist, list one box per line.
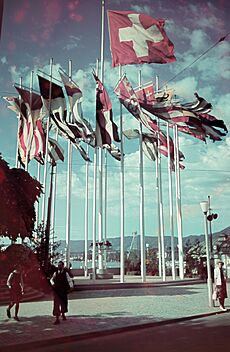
left=4, top=67, right=228, bottom=171
left=2, top=6, right=227, bottom=172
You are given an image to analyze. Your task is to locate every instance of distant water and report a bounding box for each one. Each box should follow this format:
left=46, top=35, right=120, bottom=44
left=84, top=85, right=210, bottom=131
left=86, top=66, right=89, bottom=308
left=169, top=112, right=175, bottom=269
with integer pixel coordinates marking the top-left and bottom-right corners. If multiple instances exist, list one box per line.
left=71, top=261, right=120, bottom=269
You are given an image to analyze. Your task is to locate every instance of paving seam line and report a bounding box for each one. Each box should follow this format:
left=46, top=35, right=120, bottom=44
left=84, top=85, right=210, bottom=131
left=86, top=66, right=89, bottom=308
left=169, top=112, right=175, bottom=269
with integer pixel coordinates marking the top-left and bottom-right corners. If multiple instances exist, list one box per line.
left=1, top=310, right=228, bottom=351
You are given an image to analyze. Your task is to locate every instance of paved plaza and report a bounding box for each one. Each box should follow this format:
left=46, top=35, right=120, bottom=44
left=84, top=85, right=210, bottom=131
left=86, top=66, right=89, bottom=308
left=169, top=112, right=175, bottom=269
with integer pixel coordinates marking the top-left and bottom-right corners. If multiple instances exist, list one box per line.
left=0, top=277, right=229, bottom=351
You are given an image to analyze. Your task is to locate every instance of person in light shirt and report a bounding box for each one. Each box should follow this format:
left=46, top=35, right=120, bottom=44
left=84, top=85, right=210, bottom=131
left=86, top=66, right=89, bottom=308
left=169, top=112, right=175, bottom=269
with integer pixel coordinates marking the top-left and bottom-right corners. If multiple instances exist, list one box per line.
left=214, top=261, right=228, bottom=311
left=6, top=265, right=24, bottom=321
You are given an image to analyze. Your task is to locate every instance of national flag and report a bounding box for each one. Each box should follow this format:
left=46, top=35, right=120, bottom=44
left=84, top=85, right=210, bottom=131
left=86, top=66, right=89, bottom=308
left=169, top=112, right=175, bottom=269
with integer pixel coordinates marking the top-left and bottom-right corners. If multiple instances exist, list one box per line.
left=38, top=74, right=82, bottom=142
left=93, top=73, right=120, bottom=147
left=181, top=92, right=212, bottom=114
left=135, top=85, right=174, bottom=113
left=0, top=0, right=4, bottom=40
left=135, top=82, right=155, bottom=105
left=123, top=128, right=184, bottom=170
left=114, top=74, right=159, bottom=134
left=103, top=143, right=122, bottom=161
left=107, top=10, right=176, bottom=67
left=48, top=137, right=64, bottom=165
left=4, top=95, right=34, bottom=164
left=71, top=141, right=91, bottom=162
left=59, top=69, right=94, bottom=140
left=14, top=86, right=45, bottom=163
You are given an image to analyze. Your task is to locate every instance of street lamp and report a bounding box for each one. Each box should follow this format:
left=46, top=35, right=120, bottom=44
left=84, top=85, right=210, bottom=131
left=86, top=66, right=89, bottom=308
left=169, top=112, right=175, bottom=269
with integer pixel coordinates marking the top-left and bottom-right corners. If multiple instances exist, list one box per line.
left=200, top=201, right=213, bottom=307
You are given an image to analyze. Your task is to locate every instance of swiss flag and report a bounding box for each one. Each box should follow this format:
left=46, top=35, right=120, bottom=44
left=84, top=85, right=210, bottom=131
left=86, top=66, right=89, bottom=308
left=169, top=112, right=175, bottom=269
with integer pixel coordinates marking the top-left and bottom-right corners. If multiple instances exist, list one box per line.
left=107, top=10, right=176, bottom=67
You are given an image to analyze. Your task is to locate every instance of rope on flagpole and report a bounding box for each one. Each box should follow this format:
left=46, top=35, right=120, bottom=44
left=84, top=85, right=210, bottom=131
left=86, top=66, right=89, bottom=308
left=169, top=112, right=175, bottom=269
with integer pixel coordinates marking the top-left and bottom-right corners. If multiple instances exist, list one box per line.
left=160, top=31, right=230, bottom=90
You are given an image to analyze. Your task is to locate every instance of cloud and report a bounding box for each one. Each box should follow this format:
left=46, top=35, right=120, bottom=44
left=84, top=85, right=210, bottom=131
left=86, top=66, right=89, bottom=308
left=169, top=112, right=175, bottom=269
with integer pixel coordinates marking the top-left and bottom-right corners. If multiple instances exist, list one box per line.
left=1, top=56, right=7, bottom=64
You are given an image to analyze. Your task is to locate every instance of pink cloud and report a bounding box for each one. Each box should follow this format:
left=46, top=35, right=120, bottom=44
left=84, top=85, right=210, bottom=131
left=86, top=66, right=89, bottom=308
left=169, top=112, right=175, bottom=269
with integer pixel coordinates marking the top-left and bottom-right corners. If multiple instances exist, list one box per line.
left=67, top=0, right=82, bottom=22
left=13, top=0, right=30, bottom=24
left=69, top=12, right=83, bottom=22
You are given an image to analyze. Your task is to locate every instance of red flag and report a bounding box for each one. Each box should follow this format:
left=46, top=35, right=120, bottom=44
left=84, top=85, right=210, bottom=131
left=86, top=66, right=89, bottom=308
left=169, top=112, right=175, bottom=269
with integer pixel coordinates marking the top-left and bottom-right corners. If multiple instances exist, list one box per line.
left=14, top=86, right=45, bottom=163
left=93, top=73, right=120, bottom=147
left=107, top=10, right=176, bottom=67
left=114, top=74, right=159, bottom=134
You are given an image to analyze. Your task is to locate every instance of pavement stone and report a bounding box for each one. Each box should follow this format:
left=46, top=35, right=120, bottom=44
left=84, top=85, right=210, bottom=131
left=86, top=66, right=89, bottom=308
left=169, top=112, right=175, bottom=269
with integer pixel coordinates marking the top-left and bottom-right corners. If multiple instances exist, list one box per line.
left=0, top=277, right=229, bottom=351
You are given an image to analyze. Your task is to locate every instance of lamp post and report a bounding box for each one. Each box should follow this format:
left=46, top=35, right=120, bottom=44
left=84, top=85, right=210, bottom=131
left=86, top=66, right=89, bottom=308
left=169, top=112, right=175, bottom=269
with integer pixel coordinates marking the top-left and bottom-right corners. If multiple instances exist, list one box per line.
left=200, top=201, right=213, bottom=307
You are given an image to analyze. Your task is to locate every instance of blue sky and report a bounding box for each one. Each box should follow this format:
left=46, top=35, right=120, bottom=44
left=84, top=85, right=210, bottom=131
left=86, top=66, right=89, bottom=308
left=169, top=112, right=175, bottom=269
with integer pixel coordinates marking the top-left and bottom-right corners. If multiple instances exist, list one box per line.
left=0, top=0, right=230, bottom=244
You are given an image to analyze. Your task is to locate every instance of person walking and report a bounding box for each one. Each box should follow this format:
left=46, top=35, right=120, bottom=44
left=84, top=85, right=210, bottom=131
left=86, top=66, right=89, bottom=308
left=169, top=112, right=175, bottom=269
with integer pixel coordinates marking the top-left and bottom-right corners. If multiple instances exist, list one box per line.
left=6, top=265, right=24, bottom=321
left=50, top=261, right=74, bottom=325
left=214, top=261, right=228, bottom=311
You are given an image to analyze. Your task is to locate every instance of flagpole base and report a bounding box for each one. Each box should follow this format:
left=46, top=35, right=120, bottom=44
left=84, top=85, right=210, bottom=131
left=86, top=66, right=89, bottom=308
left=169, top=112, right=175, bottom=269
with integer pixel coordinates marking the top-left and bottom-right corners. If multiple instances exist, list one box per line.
left=96, top=268, right=113, bottom=279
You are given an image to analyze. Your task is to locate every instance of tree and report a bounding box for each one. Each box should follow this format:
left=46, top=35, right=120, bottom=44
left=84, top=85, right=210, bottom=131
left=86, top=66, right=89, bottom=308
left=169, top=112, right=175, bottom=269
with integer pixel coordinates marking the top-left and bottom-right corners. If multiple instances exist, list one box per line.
left=0, top=154, right=42, bottom=240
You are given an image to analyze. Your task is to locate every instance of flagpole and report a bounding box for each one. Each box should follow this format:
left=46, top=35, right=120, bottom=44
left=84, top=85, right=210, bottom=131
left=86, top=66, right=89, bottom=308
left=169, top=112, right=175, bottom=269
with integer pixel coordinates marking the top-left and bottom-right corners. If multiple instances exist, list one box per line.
left=41, top=58, right=53, bottom=225
left=97, top=0, right=105, bottom=275
left=104, top=149, right=107, bottom=269
left=35, top=162, right=41, bottom=230
left=138, top=70, right=146, bottom=283
left=119, top=65, right=125, bottom=283
left=15, top=77, right=22, bottom=168
left=174, top=125, right=184, bottom=279
left=25, top=71, right=34, bottom=171
left=84, top=144, right=89, bottom=277
left=50, top=128, right=59, bottom=260
left=157, top=118, right=166, bottom=282
left=155, top=75, right=162, bottom=278
left=92, top=59, right=100, bottom=280
left=167, top=122, right=176, bottom=280
left=65, top=59, right=73, bottom=268
left=92, top=143, right=97, bottom=280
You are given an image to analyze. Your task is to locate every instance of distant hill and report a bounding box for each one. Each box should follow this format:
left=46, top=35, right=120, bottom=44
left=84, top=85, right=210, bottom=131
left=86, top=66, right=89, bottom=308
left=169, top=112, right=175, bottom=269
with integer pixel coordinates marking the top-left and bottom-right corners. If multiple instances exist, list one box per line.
left=58, top=226, right=230, bottom=253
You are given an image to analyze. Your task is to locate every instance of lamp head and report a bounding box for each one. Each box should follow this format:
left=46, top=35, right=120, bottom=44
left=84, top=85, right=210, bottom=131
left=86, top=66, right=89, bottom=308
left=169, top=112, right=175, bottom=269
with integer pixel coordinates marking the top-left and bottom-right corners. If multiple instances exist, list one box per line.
left=200, top=201, right=209, bottom=214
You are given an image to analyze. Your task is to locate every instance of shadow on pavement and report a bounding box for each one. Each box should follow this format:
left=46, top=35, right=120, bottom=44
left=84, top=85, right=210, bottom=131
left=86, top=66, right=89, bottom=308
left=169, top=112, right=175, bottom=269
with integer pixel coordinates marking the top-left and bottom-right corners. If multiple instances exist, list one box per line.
left=69, top=285, right=203, bottom=300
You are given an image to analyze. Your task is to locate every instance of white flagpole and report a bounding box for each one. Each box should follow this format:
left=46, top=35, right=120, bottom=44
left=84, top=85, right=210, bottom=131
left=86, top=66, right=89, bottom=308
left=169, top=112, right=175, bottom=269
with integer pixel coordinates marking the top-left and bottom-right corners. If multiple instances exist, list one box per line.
left=167, top=122, right=176, bottom=280
left=50, top=128, right=59, bottom=260
left=92, top=144, right=97, bottom=280
left=97, top=0, right=105, bottom=274
left=25, top=71, right=34, bottom=171
left=41, top=58, right=53, bottom=224
left=155, top=145, right=162, bottom=277
left=157, top=118, right=166, bottom=282
left=119, top=65, right=125, bottom=283
left=155, top=76, right=162, bottom=278
left=138, top=70, right=146, bottom=283
left=35, top=162, right=41, bottom=230
left=15, top=77, right=22, bottom=168
left=92, top=59, right=100, bottom=280
left=84, top=144, right=89, bottom=277
left=175, top=125, right=184, bottom=279
left=65, top=59, right=73, bottom=268
left=104, top=149, right=107, bottom=269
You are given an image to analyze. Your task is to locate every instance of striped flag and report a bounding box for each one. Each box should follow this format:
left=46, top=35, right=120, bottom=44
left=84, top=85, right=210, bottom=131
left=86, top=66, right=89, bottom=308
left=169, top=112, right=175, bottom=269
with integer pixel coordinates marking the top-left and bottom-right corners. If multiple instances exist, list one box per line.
left=14, top=86, right=45, bottom=164
left=93, top=73, right=120, bottom=147
left=37, top=74, right=82, bottom=143
left=3, top=96, right=34, bottom=164
left=59, top=69, right=94, bottom=141
left=181, top=92, right=212, bottom=114
left=114, top=74, right=159, bottom=134
left=48, top=137, right=64, bottom=165
left=123, top=128, right=185, bottom=170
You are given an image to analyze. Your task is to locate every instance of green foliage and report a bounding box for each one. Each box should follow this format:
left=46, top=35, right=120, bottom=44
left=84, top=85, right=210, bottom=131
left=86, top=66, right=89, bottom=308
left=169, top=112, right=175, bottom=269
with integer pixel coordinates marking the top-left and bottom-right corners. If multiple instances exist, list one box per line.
left=0, top=154, right=42, bottom=240
left=29, top=223, right=61, bottom=275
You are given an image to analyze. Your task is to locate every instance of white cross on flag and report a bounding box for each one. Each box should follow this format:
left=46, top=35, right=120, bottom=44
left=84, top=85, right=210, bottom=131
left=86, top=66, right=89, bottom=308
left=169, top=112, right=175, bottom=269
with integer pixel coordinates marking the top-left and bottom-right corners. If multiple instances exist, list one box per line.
left=107, top=10, right=176, bottom=67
